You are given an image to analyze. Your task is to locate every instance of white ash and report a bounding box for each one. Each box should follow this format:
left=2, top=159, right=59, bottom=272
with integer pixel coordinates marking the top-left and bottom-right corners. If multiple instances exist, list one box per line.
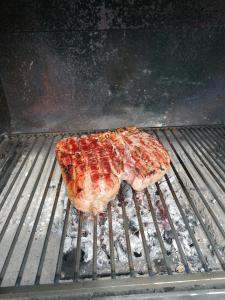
left=63, top=175, right=211, bottom=276
left=81, top=237, right=93, bottom=262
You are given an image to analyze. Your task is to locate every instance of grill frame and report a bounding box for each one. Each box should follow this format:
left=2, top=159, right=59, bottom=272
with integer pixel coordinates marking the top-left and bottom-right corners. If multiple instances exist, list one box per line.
left=0, top=125, right=225, bottom=298
left=1, top=271, right=225, bottom=299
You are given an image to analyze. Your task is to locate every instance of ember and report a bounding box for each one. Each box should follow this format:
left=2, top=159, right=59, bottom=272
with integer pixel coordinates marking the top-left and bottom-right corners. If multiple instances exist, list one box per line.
left=62, top=174, right=208, bottom=277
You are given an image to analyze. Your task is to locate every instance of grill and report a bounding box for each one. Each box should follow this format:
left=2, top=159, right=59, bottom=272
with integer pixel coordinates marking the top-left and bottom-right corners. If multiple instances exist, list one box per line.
left=0, top=125, right=225, bottom=299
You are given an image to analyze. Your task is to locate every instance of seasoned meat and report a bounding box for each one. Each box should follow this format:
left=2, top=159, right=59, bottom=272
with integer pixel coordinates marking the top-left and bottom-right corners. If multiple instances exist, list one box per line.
left=55, top=127, right=170, bottom=214
left=118, top=128, right=170, bottom=191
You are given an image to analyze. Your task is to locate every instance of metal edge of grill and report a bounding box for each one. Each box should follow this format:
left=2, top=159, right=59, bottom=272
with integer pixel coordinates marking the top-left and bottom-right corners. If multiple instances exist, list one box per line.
left=5, top=123, right=225, bottom=138
left=0, top=125, right=225, bottom=299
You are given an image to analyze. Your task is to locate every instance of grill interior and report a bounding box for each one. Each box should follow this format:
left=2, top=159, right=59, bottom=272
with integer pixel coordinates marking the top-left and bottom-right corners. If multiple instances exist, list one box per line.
left=0, top=126, right=225, bottom=297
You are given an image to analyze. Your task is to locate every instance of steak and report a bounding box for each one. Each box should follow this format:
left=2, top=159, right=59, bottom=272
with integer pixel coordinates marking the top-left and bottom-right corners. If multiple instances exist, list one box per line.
left=55, top=127, right=170, bottom=214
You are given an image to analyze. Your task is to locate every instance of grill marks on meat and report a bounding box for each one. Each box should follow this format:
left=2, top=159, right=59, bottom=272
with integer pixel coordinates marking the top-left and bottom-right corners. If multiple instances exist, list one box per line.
left=56, top=128, right=170, bottom=214
left=117, top=129, right=170, bottom=191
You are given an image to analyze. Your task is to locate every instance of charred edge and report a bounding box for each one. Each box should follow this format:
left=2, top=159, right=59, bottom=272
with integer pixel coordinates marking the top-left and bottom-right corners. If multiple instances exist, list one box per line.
left=159, top=164, right=165, bottom=171
left=150, top=169, right=157, bottom=175
left=63, top=165, right=72, bottom=182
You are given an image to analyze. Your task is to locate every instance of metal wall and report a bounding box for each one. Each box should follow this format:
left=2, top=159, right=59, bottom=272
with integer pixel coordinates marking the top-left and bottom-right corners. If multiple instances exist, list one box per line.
left=0, top=1, right=225, bottom=133
left=0, top=79, right=10, bottom=132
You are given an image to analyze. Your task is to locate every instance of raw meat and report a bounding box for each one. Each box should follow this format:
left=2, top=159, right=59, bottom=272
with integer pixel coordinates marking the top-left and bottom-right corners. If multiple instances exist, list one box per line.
left=55, top=127, right=170, bottom=214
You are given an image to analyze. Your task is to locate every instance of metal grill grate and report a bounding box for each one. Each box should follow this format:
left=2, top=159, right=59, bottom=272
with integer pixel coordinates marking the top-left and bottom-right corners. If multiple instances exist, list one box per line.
left=0, top=126, right=225, bottom=298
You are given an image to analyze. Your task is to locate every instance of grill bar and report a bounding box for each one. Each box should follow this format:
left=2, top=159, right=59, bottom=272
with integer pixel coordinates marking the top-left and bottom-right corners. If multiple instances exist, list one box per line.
left=0, top=137, right=54, bottom=285
left=0, top=138, right=20, bottom=192
left=214, top=128, right=225, bottom=140
left=171, top=159, right=225, bottom=269
left=206, top=127, right=223, bottom=140
left=107, top=202, right=116, bottom=279
left=0, top=138, right=37, bottom=212
left=161, top=130, right=225, bottom=240
left=164, top=174, right=209, bottom=272
left=171, top=130, right=225, bottom=214
left=145, top=188, right=172, bottom=275
left=0, top=138, right=17, bottom=172
left=154, top=130, right=225, bottom=269
left=0, top=126, right=225, bottom=291
left=0, top=138, right=19, bottom=167
left=74, top=212, right=83, bottom=281
left=0, top=142, right=29, bottom=197
left=192, top=129, right=225, bottom=173
left=156, top=182, right=191, bottom=273
left=133, top=191, right=154, bottom=276
left=0, top=138, right=46, bottom=244
left=181, top=129, right=225, bottom=192
left=92, top=215, right=98, bottom=280
left=54, top=199, right=71, bottom=283
left=204, top=128, right=225, bottom=155
left=186, top=129, right=225, bottom=179
left=16, top=158, right=57, bottom=286
left=35, top=175, right=63, bottom=285
left=119, top=190, right=135, bottom=277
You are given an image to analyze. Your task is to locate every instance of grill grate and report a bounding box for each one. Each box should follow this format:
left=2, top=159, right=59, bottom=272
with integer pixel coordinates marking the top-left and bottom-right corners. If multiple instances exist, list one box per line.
left=0, top=126, right=225, bottom=297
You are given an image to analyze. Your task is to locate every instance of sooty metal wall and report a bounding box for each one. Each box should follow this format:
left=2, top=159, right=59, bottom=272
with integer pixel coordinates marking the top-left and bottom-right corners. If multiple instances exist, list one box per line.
left=0, top=1, right=225, bottom=133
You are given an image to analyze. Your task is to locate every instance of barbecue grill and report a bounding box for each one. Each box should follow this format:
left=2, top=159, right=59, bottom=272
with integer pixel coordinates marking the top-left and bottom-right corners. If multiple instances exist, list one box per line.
left=0, top=1, right=225, bottom=299
left=0, top=126, right=225, bottom=299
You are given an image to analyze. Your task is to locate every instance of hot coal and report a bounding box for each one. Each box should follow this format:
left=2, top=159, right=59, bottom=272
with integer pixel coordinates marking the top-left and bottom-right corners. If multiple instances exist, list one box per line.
left=61, top=175, right=213, bottom=277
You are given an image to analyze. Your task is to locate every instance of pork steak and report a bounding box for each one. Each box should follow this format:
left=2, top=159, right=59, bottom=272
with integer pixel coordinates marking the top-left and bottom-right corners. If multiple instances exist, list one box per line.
left=55, top=127, right=170, bottom=214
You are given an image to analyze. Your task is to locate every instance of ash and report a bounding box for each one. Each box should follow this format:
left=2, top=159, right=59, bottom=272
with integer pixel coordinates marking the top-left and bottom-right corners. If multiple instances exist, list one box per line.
left=62, top=176, right=206, bottom=277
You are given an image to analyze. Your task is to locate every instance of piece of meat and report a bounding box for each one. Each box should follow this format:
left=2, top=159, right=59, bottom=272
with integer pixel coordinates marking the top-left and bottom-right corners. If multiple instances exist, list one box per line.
left=55, top=127, right=170, bottom=214
left=118, top=128, right=170, bottom=191
left=55, top=132, right=123, bottom=214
